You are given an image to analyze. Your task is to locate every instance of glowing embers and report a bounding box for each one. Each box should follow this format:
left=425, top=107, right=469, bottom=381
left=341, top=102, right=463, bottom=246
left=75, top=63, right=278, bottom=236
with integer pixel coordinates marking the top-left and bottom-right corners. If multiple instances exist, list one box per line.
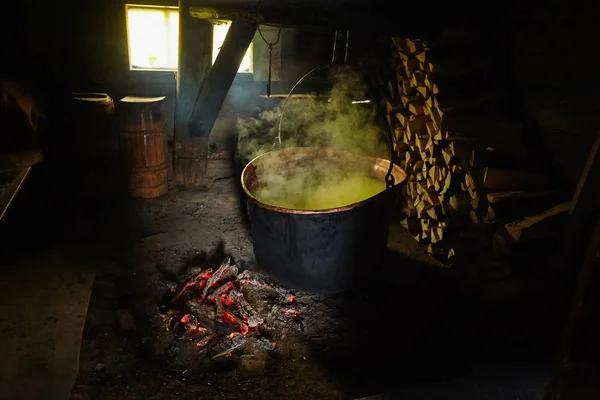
left=161, top=257, right=301, bottom=353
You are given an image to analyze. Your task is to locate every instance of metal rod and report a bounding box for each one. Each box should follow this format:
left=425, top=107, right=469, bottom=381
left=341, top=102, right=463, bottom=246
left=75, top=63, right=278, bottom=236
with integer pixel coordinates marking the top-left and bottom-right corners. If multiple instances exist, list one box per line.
left=344, top=30, right=350, bottom=64
left=267, top=45, right=273, bottom=96
left=331, top=29, right=338, bottom=64
left=360, top=69, right=395, bottom=189
left=277, top=63, right=331, bottom=145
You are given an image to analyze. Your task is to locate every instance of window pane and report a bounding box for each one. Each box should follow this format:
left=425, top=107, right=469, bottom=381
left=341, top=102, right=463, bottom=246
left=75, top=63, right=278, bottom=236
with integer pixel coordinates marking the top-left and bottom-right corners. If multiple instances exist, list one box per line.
left=212, top=22, right=253, bottom=73
left=167, top=11, right=179, bottom=69
left=127, top=7, right=178, bottom=70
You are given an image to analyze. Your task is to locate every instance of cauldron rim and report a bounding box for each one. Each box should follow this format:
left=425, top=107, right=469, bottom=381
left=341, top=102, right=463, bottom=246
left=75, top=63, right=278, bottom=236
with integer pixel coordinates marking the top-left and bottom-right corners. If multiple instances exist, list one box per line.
left=240, top=146, right=406, bottom=215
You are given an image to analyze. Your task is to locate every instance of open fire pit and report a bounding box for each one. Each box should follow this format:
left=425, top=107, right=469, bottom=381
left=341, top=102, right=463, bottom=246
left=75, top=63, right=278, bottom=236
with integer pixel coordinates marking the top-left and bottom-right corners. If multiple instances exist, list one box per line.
left=159, top=256, right=303, bottom=363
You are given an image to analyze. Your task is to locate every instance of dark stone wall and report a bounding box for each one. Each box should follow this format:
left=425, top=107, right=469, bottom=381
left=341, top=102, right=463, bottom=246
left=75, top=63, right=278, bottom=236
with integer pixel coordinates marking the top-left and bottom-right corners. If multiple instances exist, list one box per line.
left=508, top=3, right=600, bottom=190
left=0, top=0, right=335, bottom=148
left=3, top=0, right=599, bottom=189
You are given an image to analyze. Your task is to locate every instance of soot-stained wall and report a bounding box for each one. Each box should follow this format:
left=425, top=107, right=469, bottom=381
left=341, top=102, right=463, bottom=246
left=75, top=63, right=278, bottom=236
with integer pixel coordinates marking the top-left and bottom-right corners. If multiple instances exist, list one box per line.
left=6, top=0, right=597, bottom=192
left=1, top=0, right=336, bottom=149
left=508, top=4, right=600, bottom=191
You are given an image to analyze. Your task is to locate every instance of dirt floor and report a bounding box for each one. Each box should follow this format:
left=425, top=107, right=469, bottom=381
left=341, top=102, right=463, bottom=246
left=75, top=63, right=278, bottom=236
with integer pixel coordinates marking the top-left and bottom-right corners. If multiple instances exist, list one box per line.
left=0, top=149, right=573, bottom=400
left=65, top=153, right=568, bottom=400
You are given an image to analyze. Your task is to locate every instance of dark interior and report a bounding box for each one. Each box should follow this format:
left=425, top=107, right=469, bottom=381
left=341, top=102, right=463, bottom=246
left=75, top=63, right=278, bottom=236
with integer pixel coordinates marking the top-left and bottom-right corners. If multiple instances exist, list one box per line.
left=1, top=1, right=599, bottom=399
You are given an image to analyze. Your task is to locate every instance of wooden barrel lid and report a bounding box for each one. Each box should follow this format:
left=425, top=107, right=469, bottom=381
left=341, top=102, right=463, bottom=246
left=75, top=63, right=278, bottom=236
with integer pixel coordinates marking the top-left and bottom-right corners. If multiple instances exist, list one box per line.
left=119, top=96, right=166, bottom=103
left=72, top=92, right=113, bottom=104
left=118, top=96, right=167, bottom=128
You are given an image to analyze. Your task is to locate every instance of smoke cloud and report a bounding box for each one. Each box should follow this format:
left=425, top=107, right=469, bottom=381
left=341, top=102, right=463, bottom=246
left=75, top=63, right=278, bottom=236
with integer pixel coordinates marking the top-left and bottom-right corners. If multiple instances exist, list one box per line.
left=236, top=66, right=387, bottom=163
left=237, top=66, right=391, bottom=210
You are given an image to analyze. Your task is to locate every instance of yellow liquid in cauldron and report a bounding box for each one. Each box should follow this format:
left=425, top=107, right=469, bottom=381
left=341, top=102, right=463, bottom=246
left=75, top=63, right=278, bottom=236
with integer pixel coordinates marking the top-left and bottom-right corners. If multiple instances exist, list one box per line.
left=254, top=173, right=386, bottom=210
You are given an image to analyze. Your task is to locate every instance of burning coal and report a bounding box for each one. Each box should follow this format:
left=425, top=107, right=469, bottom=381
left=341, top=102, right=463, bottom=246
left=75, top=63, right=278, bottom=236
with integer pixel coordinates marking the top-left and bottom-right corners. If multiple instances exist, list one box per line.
left=160, top=257, right=302, bottom=356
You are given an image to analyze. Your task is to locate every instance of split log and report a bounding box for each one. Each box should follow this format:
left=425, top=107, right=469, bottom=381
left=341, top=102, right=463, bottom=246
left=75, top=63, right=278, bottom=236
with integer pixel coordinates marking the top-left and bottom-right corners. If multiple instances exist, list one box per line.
left=503, top=202, right=571, bottom=243
left=486, top=190, right=566, bottom=223
left=415, top=200, right=432, bottom=218
left=394, top=140, right=410, bottom=154
left=486, top=190, right=560, bottom=204
left=408, top=100, right=426, bottom=115
left=427, top=106, right=443, bottom=130
left=470, top=149, right=527, bottom=169
left=441, top=115, right=526, bottom=149
left=426, top=205, right=443, bottom=220
left=404, top=114, right=431, bottom=137
left=426, top=28, right=485, bottom=48
left=465, top=169, right=485, bottom=190
left=405, top=38, right=427, bottom=54
left=427, top=242, right=456, bottom=262
left=431, top=226, right=444, bottom=243
left=482, top=168, right=553, bottom=191
left=471, top=194, right=488, bottom=213
left=417, top=47, right=498, bottom=78
left=410, top=71, right=427, bottom=88
left=435, top=171, right=453, bottom=193
left=482, top=260, right=512, bottom=280
left=469, top=209, right=486, bottom=226
left=401, top=215, right=420, bottom=233
left=423, top=187, right=441, bottom=205
left=395, top=109, right=412, bottom=129
left=442, top=147, right=459, bottom=166
left=400, top=79, right=417, bottom=96
left=432, top=87, right=508, bottom=114
left=417, top=86, right=432, bottom=98
left=449, top=192, right=471, bottom=215
left=391, top=37, right=408, bottom=54
left=387, top=79, right=400, bottom=100
left=402, top=59, right=420, bottom=75
left=449, top=140, right=472, bottom=163
left=401, top=94, right=422, bottom=108
left=385, top=100, right=404, bottom=114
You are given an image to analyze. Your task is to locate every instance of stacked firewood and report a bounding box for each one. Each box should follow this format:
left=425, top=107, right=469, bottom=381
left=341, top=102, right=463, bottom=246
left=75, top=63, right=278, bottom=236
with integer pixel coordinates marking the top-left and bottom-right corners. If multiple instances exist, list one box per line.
left=380, top=34, right=570, bottom=268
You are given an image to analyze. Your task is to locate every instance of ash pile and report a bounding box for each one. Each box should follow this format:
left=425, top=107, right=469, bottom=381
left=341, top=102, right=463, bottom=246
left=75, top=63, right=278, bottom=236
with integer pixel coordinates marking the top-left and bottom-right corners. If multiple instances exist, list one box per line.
left=159, top=256, right=302, bottom=362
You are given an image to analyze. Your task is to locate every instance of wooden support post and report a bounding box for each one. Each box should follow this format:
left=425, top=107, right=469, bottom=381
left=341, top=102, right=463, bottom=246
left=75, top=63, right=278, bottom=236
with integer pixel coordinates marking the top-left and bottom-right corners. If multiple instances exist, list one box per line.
left=544, top=216, right=600, bottom=400
left=544, top=129, right=600, bottom=399
left=189, top=19, right=256, bottom=139
left=174, top=0, right=213, bottom=190
left=555, top=129, right=600, bottom=273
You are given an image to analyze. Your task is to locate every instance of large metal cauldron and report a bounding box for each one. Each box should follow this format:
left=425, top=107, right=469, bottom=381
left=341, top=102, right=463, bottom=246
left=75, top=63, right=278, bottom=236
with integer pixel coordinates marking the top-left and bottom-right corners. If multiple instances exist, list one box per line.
left=241, top=147, right=406, bottom=294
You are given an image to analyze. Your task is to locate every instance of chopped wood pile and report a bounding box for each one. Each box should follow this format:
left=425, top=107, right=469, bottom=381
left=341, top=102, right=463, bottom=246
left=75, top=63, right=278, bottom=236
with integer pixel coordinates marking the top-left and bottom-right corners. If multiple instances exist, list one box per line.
left=377, top=31, right=571, bottom=272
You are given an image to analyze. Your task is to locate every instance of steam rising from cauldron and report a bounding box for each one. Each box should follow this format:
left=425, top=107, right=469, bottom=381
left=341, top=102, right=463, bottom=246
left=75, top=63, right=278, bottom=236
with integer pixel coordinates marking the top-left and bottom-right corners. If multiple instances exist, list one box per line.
left=237, top=67, right=386, bottom=160
left=237, top=67, right=389, bottom=209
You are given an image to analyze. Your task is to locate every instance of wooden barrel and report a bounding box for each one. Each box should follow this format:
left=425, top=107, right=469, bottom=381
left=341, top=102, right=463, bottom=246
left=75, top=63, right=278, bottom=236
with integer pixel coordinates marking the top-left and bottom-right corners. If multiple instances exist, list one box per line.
left=118, top=96, right=169, bottom=198
left=70, top=93, right=117, bottom=161
left=66, top=93, right=120, bottom=196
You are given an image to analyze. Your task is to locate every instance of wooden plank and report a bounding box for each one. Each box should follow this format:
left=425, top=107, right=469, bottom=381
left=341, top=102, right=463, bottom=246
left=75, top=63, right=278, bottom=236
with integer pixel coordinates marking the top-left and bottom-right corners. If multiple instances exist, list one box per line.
left=188, top=2, right=512, bottom=35
left=442, top=115, right=526, bottom=147
left=0, top=149, right=44, bottom=172
left=482, top=168, right=553, bottom=191
left=486, top=190, right=560, bottom=204
left=544, top=131, right=600, bottom=399
left=189, top=19, right=257, bottom=138
left=0, top=168, right=31, bottom=222
left=504, top=202, right=570, bottom=242
left=557, top=129, right=600, bottom=272
left=544, top=215, right=600, bottom=400
left=174, top=0, right=214, bottom=189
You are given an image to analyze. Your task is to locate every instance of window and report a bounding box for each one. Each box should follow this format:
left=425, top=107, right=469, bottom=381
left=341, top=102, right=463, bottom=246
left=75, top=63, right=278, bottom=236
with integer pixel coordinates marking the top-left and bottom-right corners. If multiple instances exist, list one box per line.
left=212, top=21, right=253, bottom=73
left=126, top=5, right=179, bottom=70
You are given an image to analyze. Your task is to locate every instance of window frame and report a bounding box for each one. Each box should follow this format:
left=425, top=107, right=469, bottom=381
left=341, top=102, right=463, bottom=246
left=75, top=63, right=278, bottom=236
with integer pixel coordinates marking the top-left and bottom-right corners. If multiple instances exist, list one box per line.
left=211, top=20, right=254, bottom=76
left=125, top=4, right=179, bottom=72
